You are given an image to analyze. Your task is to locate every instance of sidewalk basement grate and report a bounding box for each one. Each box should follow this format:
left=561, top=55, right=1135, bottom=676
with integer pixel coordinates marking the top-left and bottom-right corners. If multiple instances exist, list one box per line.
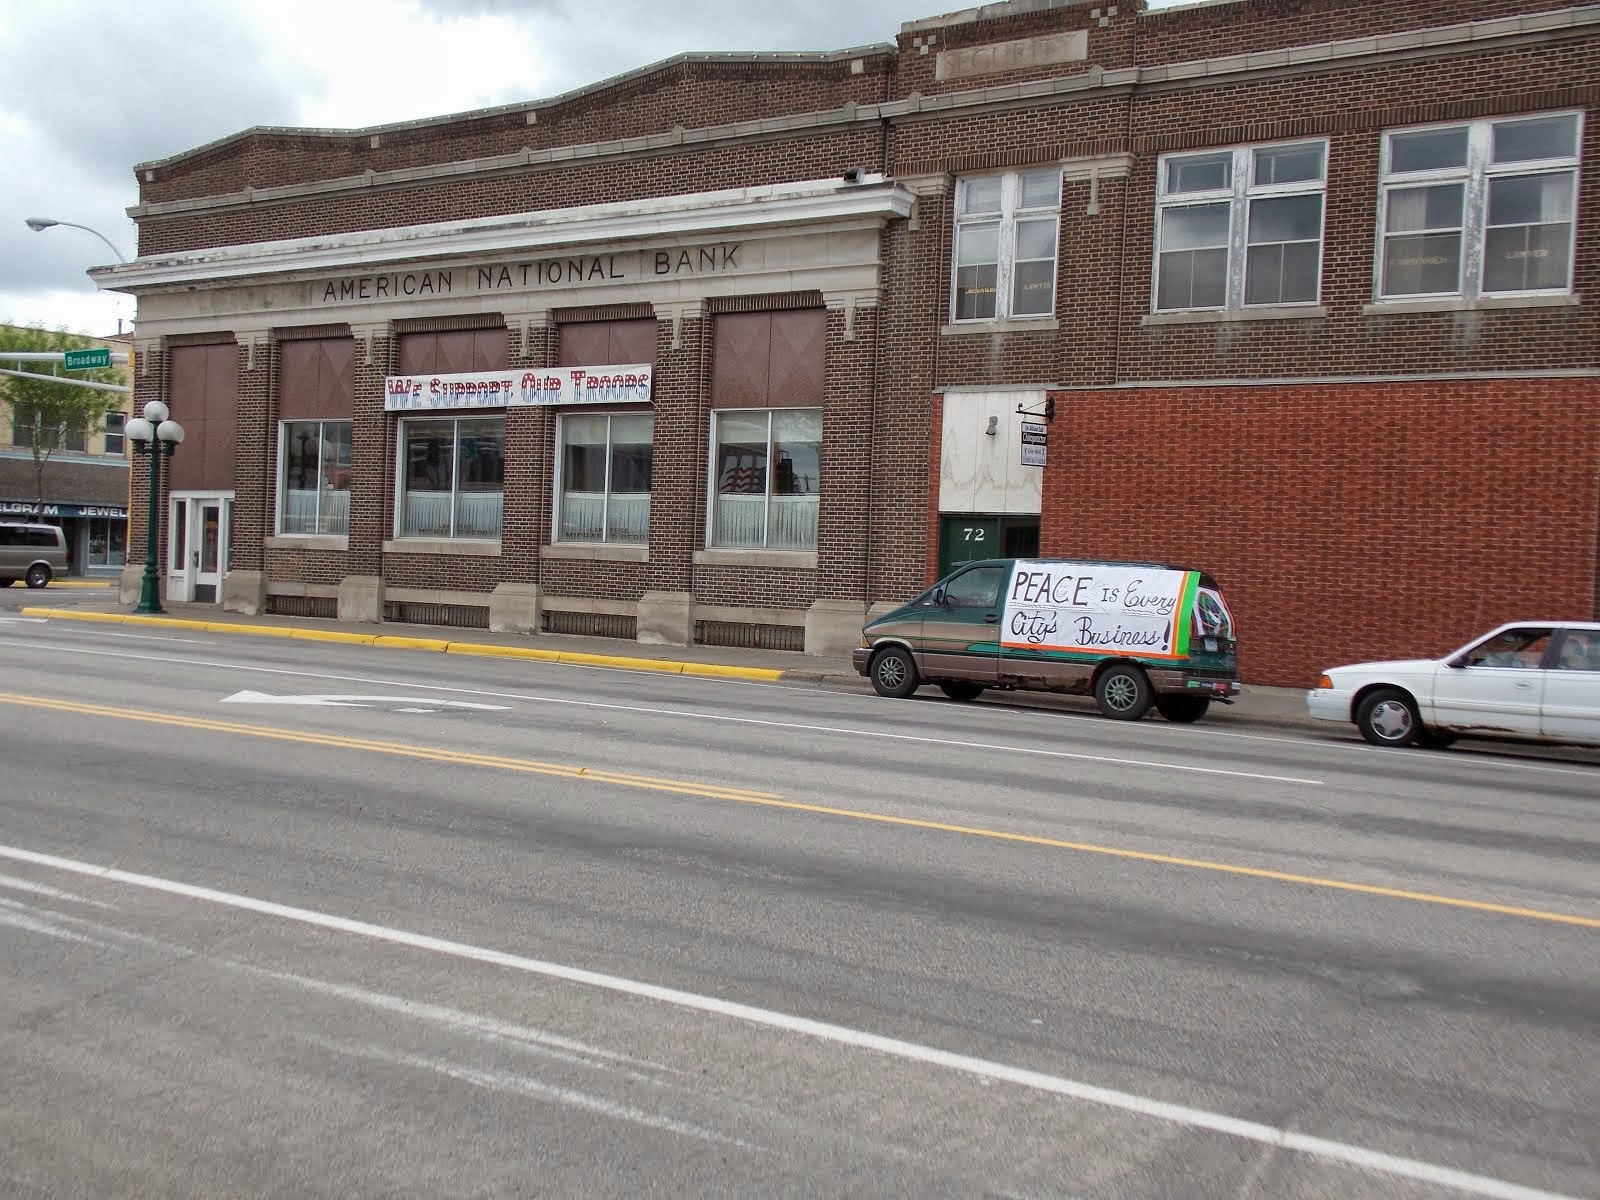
left=543, top=611, right=636, bottom=640
left=695, top=621, right=804, bottom=652
left=266, top=595, right=338, bottom=619
left=384, top=601, right=490, bottom=629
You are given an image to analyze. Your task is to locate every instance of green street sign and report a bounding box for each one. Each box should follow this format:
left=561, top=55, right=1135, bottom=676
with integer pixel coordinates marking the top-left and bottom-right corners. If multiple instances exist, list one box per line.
left=64, top=348, right=111, bottom=370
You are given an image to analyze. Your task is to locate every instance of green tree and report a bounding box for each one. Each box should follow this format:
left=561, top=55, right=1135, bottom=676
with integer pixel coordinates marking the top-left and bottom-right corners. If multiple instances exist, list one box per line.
left=0, top=324, right=123, bottom=516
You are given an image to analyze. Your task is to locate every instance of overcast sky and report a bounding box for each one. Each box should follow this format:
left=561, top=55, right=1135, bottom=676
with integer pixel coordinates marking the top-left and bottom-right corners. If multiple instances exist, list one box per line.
left=0, top=0, right=1184, bottom=338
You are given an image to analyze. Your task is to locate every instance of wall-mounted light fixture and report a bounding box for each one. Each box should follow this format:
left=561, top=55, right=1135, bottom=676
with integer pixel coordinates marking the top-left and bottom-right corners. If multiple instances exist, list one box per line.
left=985, top=415, right=999, bottom=436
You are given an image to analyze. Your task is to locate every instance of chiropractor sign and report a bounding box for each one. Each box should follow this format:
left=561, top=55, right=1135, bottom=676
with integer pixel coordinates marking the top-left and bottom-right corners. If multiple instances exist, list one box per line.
left=1001, top=560, right=1227, bottom=660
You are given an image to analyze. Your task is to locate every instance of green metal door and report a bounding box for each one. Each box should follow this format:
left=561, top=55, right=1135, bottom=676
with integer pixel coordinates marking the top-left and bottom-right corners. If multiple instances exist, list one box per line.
left=938, top=516, right=1001, bottom=577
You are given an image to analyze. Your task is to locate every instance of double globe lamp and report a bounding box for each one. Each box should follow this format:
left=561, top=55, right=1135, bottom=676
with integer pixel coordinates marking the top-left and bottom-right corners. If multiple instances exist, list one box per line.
left=124, top=401, right=185, bottom=615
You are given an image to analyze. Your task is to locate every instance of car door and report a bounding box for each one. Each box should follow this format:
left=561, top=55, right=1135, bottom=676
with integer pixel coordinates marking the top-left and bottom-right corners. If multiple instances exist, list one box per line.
left=917, top=563, right=1006, bottom=684
left=1541, top=628, right=1600, bottom=745
left=1430, top=625, right=1553, bottom=736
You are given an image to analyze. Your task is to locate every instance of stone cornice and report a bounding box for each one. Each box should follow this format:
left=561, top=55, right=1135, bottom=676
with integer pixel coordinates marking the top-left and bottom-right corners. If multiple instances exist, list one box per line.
left=98, top=179, right=914, bottom=294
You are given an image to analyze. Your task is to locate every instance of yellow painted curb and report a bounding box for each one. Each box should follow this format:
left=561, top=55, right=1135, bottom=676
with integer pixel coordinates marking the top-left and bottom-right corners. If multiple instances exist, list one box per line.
left=19, top=607, right=789, bottom=682
left=45, top=580, right=114, bottom=589
left=21, top=607, right=126, bottom=623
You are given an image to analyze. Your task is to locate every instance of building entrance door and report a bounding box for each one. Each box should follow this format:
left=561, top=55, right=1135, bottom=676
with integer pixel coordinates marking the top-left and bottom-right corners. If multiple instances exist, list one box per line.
left=937, top=515, right=1040, bottom=577
left=168, top=493, right=232, bottom=603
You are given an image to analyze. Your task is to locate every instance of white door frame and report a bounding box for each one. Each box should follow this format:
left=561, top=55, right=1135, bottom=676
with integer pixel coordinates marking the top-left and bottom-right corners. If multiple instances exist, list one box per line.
left=167, top=491, right=233, bottom=603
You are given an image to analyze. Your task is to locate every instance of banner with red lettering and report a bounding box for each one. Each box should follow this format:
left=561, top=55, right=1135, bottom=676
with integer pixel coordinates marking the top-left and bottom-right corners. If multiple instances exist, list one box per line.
left=384, top=365, right=652, bottom=411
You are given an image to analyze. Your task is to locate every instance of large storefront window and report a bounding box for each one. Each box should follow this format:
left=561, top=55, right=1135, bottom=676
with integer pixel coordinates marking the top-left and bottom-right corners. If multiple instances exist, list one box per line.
left=557, top=413, right=652, bottom=543
left=709, top=409, right=820, bottom=550
left=85, top=518, right=126, bottom=567
left=278, top=420, right=352, bottom=535
left=398, top=416, right=504, bottom=539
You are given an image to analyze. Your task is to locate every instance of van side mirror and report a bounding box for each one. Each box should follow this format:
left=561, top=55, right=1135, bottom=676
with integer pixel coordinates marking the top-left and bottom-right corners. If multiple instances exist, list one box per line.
left=931, top=586, right=946, bottom=606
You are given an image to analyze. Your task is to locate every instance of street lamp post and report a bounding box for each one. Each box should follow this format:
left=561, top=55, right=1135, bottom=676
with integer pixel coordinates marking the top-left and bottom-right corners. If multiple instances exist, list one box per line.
left=24, top=216, right=129, bottom=263
left=125, top=401, right=185, bottom=615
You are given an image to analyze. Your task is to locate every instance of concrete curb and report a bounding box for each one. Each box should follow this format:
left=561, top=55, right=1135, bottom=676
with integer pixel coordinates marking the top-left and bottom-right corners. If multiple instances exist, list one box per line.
left=18, top=607, right=787, bottom=682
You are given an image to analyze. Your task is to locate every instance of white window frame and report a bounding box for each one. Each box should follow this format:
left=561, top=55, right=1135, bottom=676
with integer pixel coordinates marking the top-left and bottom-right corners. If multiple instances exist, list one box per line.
left=552, top=411, right=654, bottom=545
left=103, top=412, right=126, bottom=456
left=705, top=408, right=822, bottom=551
left=393, top=414, right=504, bottom=541
left=1153, top=139, right=1328, bottom=313
left=276, top=419, right=351, bottom=536
left=949, top=168, right=1062, bottom=324
left=1375, top=111, right=1583, bottom=301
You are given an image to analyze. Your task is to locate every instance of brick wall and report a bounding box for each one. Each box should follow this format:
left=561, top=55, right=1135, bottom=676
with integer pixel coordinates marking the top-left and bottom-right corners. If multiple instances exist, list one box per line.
left=1042, top=376, right=1600, bottom=686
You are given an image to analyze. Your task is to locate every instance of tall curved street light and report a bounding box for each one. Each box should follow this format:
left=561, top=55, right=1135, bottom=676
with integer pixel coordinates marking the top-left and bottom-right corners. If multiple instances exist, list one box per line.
left=24, top=216, right=129, bottom=263
left=126, top=401, right=185, bottom=614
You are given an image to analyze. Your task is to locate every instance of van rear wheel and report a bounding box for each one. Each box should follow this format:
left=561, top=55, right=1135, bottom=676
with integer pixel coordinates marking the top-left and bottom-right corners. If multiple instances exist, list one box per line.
left=870, top=646, right=921, bottom=699
left=24, top=564, right=50, bottom=589
left=1154, top=695, right=1210, bottom=723
left=1095, top=664, right=1152, bottom=720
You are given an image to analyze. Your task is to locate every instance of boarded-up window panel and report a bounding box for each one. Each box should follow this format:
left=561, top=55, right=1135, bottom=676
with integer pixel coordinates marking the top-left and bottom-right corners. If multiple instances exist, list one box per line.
left=558, top=318, right=657, bottom=366
left=168, top=342, right=238, bottom=492
left=279, top=338, right=354, bottom=421
left=768, top=310, right=825, bottom=407
left=711, top=313, right=772, bottom=409
left=712, top=311, right=823, bottom=409
left=397, top=328, right=507, bottom=376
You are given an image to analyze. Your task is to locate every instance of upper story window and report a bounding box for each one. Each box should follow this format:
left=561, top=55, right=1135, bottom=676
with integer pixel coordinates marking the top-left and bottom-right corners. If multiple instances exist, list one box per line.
left=103, top=412, right=126, bottom=456
left=1155, top=141, right=1327, bottom=311
left=951, top=168, right=1062, bottom=322
left=1379, top=112, right=1581, bottom=299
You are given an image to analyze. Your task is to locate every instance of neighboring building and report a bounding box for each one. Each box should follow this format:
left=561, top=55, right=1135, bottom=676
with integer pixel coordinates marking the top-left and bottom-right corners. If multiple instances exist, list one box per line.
left=97, top=0, right=1598, bottom=684
left=0, top=327, right=132, bottom=576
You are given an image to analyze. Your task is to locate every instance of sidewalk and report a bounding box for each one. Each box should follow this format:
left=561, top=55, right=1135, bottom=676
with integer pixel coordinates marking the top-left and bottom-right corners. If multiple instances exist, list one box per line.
left=21, top=594, right=1319, bottom=732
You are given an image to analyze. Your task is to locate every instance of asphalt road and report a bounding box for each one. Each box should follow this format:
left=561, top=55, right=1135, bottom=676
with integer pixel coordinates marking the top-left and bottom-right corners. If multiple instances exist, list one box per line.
left=0, top=611, right=1596, bottom=1199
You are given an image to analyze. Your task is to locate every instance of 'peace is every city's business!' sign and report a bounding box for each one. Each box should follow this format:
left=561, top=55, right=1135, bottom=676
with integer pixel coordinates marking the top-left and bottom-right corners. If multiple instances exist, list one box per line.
left=385, top=365, right=653, bottom=411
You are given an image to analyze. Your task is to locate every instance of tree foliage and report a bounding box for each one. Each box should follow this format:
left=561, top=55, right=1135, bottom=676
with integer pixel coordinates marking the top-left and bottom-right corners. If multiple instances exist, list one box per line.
left=0, top=324, right=125, bottom=513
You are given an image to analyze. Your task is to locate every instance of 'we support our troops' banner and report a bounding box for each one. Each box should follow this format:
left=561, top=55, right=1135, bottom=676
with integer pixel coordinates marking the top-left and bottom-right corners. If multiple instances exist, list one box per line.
left=385, top=365, right=652, bottom=411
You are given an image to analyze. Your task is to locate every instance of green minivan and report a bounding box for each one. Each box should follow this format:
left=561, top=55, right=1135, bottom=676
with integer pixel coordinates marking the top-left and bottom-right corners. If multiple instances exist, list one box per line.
left=851, top=557, right=1240, bottom=722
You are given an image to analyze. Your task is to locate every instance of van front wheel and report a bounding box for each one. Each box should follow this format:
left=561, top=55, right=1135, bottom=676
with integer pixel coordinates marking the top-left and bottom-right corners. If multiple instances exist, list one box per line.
left=870, top=646, right=921, bottom=699
left=1095, top=664, right=1152, bottom=720
left=1155, top=695, right=1210, bottom=723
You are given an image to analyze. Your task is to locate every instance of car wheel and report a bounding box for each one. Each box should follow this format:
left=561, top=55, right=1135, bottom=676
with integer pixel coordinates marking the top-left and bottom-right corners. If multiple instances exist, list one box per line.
left=1356, top=687, right=1420, bottom=747
left=870, top=646, right=921, bottom=699
left=1095, top=664, right=1153, bottom=721
left=24, top=564, right=51, bottom=589
left=1154, top=695, right=1211, bottom=723
left=938, top=682, right=985, bottom=702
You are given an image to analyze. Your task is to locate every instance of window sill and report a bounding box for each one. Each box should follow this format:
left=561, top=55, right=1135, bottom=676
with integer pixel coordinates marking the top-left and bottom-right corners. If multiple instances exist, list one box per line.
left=264, top=534, right=348, bottom=551
left=940, top=317, right=1060, bottom=336
left=694, top=548, right=818, bottom=570
left=1142, top=305, right=1325, bottom=326
left=1362, top=293, right=1579, bottom=315
left=382, top=538, right=501, bottom=556
left=541, top=543, right=649, bottom=562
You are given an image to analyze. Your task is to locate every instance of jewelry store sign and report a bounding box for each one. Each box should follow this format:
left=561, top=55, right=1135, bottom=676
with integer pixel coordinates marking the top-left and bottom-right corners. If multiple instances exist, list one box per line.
left=321, top=243, right=742, bottom=306
left=385, top=365, right=653, bottom=411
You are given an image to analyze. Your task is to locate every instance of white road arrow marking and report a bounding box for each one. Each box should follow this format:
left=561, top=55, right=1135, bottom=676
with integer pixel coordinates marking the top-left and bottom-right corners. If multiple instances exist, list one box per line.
left=221, top=690, right=509, bottom=711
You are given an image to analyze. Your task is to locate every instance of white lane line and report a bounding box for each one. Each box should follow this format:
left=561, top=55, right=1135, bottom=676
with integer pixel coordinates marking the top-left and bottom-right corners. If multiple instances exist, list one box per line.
left=0, top=841, right=1580, bottom=1200
left=307, top=1037, right=751, bottom=1148
left=0, top=900, right=112, bottom=947
left=0, top=639, right=1319, bottom=785
left=0, top=871, right=117, bottom=909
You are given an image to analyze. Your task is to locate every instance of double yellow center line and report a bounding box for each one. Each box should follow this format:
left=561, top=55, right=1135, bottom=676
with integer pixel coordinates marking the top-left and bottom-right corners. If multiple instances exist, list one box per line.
left=3, top=692, right=1596, bottom=931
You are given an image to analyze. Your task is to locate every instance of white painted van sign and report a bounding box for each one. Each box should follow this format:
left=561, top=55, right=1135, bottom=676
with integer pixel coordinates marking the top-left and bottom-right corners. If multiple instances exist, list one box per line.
left=1001, top=560, right=1194, bottom=661
left=385, top=365, right=653, bottom=411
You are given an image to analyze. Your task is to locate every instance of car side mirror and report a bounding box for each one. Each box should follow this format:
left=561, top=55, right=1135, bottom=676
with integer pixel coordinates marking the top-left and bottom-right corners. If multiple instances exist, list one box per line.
left=1446, top=657, right=1467, bottom=669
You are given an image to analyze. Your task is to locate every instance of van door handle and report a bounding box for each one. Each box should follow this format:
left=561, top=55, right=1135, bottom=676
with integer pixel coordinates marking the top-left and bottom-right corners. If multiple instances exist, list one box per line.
left=983, top=614, right=998, bottom=623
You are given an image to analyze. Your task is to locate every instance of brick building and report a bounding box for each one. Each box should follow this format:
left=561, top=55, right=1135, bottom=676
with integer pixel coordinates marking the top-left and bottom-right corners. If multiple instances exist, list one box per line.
left=99, top=0, right=1599, bottom=685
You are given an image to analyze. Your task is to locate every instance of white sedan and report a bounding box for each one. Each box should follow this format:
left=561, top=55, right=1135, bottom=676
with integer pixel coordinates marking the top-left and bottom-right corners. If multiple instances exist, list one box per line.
left=1307, top=621, right=1600, bottom=749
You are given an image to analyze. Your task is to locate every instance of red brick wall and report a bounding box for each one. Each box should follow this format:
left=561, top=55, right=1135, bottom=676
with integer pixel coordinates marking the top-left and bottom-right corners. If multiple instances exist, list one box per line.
left=1042, top=377, right=1600, bottom=687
